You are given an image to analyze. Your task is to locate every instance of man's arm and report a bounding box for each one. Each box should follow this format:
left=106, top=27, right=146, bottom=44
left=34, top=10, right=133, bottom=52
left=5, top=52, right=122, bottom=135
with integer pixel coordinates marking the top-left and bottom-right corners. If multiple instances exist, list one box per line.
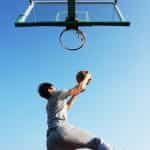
left=66, top=72, right=92, bottom=109
left=68, top=72, right=92, bottom=96
left=66, top=95, right=78, bottom=110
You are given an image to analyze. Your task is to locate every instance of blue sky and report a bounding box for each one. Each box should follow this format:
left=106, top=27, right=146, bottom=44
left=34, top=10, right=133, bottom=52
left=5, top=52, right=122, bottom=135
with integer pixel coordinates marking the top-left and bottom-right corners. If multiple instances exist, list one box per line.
left=0, top=0, right=150, bottom=150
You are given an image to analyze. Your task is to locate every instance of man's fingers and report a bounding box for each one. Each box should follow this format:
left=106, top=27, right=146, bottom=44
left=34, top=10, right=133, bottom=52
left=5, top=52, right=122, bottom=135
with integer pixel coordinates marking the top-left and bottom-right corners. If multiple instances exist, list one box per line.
left=87, top=78, right=92, bottom=85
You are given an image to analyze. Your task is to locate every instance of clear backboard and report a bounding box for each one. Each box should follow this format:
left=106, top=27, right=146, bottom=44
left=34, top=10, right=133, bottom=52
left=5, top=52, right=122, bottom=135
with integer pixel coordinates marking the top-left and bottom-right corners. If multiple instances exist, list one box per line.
left=15, top=0, right=130, bottom=27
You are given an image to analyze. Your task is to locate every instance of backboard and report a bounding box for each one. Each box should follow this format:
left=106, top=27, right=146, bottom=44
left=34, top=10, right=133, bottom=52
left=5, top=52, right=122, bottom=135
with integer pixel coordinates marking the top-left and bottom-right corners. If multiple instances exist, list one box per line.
left=15, top=0, right=130, bottom=27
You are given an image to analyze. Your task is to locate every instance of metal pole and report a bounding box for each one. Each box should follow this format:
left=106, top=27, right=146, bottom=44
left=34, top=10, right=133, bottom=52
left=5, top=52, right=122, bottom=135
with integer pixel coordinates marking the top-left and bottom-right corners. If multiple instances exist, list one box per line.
left=15, top=21, right=130, bottom=27
left=67, top=0, right=76, bottom=21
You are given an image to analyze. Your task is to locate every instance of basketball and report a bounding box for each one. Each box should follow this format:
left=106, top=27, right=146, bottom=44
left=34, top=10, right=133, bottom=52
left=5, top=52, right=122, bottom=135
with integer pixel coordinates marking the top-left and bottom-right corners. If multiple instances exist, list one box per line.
left=76, top=71, right=90, bottom=83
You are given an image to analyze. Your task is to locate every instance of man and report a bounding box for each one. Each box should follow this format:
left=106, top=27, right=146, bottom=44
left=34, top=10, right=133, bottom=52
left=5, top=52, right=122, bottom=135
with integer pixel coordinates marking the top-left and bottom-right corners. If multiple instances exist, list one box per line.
left=38, top=71, right=112, bottom=150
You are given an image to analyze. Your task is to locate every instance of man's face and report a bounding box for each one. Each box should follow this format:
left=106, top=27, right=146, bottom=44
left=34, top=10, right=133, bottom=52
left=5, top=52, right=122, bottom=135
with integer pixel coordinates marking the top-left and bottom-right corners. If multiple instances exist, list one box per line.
left=48, top=86, right=56, bottom=94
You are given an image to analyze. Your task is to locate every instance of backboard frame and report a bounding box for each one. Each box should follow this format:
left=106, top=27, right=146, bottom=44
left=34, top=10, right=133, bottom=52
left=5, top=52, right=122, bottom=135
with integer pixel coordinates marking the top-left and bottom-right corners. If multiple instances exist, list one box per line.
left=15, top=0, right=130, bottom=27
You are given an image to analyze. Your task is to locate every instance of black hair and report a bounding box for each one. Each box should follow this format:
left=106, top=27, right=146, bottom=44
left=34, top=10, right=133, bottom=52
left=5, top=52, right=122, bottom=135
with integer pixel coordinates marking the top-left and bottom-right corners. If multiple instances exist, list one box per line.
left=38, top=82, right=54, bottom=99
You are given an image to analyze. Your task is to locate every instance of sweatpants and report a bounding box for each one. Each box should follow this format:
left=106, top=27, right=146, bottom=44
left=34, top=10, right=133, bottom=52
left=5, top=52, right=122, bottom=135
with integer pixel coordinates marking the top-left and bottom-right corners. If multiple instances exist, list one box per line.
left=47, top=123, right=112, bottom=150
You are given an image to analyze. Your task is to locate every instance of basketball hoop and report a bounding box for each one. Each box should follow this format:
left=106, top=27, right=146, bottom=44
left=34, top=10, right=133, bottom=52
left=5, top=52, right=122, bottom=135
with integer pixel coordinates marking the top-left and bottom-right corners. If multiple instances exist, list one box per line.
left=59, top=28, right=86, bottom=51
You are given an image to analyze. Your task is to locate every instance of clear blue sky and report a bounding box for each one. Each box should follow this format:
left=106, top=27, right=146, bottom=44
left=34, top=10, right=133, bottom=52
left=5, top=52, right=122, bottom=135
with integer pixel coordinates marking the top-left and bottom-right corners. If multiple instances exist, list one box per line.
left=0, top=0, right=150, bottom=150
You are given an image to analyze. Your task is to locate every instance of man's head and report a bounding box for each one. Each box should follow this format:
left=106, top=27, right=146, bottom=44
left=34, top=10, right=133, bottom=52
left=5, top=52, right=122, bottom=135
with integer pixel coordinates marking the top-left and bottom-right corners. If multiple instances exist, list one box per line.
left=38, top=82, right=56, bottom=99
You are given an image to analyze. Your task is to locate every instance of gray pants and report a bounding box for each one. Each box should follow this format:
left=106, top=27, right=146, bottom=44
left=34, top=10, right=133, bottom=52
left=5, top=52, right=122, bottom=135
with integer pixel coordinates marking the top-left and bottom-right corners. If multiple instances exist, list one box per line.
left=47, top=123, right=111, bottom=150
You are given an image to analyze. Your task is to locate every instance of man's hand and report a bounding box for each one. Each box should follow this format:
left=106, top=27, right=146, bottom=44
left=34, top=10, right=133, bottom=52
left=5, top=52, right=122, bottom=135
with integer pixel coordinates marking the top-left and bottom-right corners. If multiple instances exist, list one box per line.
left=84, top=72, right=92, bottom=85
left=68, top=71, right=92, bottom=96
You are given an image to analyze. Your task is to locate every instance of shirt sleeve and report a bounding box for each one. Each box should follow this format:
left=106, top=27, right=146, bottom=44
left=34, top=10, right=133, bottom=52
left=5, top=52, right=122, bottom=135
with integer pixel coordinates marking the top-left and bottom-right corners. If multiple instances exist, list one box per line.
left=58, top=90, right=70, bottom=100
